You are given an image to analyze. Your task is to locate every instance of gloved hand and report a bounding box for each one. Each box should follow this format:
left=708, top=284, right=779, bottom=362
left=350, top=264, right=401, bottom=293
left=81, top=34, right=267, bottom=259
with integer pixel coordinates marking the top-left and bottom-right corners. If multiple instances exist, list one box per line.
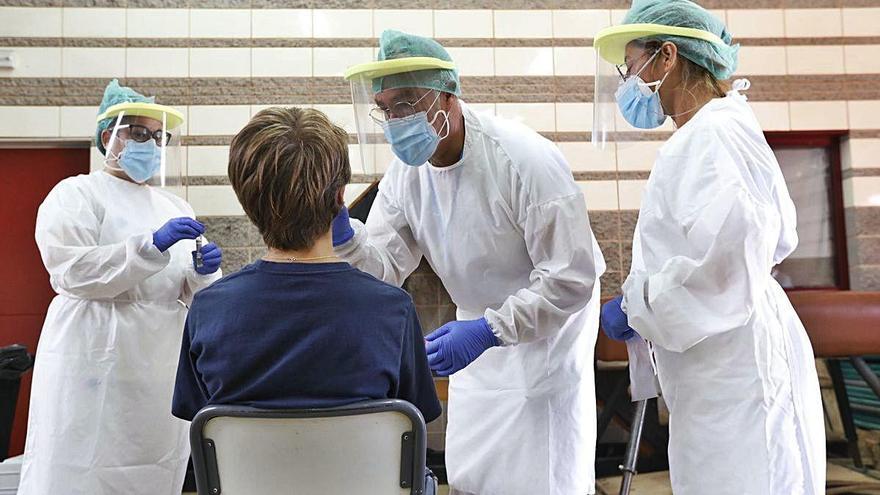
left=426, top=318, right=499, bottom=376
left=153, top=217, right=205, bottom=253
left=600, top=295, right=640, bottom=341
left=332, top=206, right=354, bottom=247
left=194, top=242, right=222, bottom=275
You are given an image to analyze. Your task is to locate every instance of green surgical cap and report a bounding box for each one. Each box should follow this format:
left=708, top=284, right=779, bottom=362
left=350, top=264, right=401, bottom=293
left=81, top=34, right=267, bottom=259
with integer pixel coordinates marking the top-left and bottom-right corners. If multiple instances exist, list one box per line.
left=95, top=79, right=154, bottom=155
left=623, top=0, right=739, bottom=80
left=373, top=30, right=461, bottom=96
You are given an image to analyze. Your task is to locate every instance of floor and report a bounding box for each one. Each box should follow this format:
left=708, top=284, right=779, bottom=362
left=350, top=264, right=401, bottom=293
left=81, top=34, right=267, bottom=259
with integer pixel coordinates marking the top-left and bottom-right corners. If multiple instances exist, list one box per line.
left=596, top=461, right=880, bottom=495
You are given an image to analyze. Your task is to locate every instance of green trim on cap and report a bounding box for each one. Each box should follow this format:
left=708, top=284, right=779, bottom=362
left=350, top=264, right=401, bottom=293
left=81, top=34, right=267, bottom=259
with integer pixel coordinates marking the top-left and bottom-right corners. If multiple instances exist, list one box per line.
left=96, top=102, right=185, bottom=130
left=344, top=57, right=456, bottom=81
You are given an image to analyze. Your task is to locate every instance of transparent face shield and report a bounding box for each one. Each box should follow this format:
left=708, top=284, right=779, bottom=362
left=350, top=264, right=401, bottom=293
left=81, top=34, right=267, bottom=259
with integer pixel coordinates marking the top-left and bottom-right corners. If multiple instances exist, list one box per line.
left=592, top=41, right=667, bottom=150
left=349, top=70, right=452, bottom=172
left=102, top=110, right=183, bottom=192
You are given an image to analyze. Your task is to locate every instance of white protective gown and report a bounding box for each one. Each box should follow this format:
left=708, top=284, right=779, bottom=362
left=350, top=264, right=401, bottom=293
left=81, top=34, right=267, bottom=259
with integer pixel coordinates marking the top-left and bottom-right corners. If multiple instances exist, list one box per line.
left=19, top=171, right=221, bottom=495
left=621, top=85, right=825, bottom=495
left=337, top=102, right=606, bottom=495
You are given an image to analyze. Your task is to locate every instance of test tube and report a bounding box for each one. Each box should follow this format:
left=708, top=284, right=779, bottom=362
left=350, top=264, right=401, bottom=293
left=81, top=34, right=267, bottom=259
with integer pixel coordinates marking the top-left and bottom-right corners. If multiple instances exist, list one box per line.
left=194, top=236, right=204, bottom=268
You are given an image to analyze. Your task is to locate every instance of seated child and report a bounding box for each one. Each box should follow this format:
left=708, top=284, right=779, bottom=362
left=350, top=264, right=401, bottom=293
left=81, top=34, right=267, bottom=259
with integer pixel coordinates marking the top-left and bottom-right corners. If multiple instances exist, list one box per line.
left=172, top=107, right=441, bottom=490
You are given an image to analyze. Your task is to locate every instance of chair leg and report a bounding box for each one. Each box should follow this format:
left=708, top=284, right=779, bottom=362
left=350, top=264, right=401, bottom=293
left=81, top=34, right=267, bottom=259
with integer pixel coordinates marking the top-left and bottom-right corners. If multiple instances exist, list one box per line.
left=618, top=399, right=648, bottom=495
left=828, top=359, right=863, bottom=468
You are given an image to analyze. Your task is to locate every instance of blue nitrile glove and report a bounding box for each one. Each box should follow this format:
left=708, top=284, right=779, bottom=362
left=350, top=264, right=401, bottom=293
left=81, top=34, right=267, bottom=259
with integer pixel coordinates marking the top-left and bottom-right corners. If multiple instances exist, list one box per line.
left=332, top=206, right=355, bottom=247
left=425, top=318, right=499, bottom=376
left=600, top=295, right=640, bottom=341
left=153, top=217, right=205, bottom=253
left=194, top=242, right=222, bottom=275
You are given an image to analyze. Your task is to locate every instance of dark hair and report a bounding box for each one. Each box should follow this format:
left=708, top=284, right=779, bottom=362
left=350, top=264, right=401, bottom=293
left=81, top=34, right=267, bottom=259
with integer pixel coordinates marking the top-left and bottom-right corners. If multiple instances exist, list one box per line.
left=228, top=107, right=352, bottom=251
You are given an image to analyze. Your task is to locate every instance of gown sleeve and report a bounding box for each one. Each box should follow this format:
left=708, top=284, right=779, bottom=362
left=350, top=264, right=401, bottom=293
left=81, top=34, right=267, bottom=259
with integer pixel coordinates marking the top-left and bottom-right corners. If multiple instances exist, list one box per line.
left=334, top=185, right=423, bottom=287
left=485, top=192, right=601, bottom=345
left=622, top=183, right=774, bottom=353
left=35, top=179, right=171, bottom=300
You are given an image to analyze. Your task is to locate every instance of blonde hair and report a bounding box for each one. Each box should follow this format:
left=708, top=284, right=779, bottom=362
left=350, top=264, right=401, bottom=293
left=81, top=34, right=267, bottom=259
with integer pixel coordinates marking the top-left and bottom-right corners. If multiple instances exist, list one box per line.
left=228, top=107, right=351, bottom=251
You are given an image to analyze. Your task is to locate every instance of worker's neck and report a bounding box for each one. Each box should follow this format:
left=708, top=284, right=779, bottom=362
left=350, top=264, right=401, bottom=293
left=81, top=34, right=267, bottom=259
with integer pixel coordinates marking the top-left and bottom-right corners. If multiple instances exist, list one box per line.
left=429, top=104, right=465, bottom=168
left=265, top=231, right=339, bottom=263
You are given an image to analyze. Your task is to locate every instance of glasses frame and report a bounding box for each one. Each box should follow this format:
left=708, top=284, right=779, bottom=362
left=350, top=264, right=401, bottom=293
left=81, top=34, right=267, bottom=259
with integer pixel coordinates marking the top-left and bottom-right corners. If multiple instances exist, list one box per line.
left=116, top=123, right=173, bottom=147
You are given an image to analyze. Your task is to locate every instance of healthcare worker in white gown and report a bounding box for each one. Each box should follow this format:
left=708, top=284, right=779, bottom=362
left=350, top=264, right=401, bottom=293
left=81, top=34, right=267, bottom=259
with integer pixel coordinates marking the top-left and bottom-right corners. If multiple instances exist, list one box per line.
left=19, top=80, right=223, bottom=495
left=594, top=1, right=825, bottom=494
left=335, top=30, right=606, bottom=495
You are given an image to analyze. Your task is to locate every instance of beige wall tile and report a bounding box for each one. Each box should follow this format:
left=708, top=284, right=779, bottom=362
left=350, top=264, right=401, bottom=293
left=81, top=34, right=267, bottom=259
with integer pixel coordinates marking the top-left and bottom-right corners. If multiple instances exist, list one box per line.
left=252, top=9, right=311, bottom=38
left=617, top=180, right=647, bottom=210
left=188, top=145, right=230, bottom=176
left=190, top=9, right=251, bottom=38
left=344, top=183, right=370, bottom=207
left=579, top=180, right=618, bottom=211
left=494, top=47, right=554, bottom=76
left=786, top=46, right=844, bottom=75
left=188, top=105, right=251, bottom=136
left=555, top=102, right=592, bottom=132
left=60, top=106, right=96, bottom=138
left=496, top=103, right=556, bottom=132
left=750, top=101, right=791, bottom=131
left=313, top=47, right=372, bottom=77
left=127, top=9, right=189, bottom=39
left=63, top=8, right=125, bottom=38
left=62, top=47, right=125, bottom=78
left=616, top=141, right=663, bottom=172
left=553, top=47, right=595, bottom=76
left=374, top=10, right=432, bottom=38
left=784, top=9, right=843, bottom=38
left=845, top=45, right=880, bottom=75
left=126, top=48, right=188, bottom=78
left=610, top=9, right=628, bottom=26
left=312, top=104, right=356, bottom=133
left=445, top=47, right=493, bottom=76
left=735, top=46, right=786, bottom=76
left=844, top=138, right=880, bottom=169
left=313, top=9, right=372, bottom=38
left=434, top=10, right=493, bottom=38
left=0, top=106, right=59, bottom=137
left=252, top=48, right=311, bottom=77
left=843, top=177, right=880, bottom=208
left=726, top=9, right=784, bottom=38
left=494, top=10, right=553, bottom=39
left=190, top=48, right=251, bottom=77
left=848, top=100, right=880, bottom=130
left=188, top=185, right=244, bottom=216
left=558, top=142, right=616, bottom=172
left=0, top=7, right=62, bottom=37
left=843, top=8, right=880, bottom=37
left=790, top=101, right=848, bottom=131
left=553, top=9, right=611, bottom=38
left=1, top=47, right=61, bottom=77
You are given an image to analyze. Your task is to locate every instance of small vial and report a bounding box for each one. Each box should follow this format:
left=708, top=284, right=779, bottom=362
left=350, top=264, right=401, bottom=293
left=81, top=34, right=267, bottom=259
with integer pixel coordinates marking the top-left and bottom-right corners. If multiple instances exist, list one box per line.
left=194, top=237, right=204, bottom=268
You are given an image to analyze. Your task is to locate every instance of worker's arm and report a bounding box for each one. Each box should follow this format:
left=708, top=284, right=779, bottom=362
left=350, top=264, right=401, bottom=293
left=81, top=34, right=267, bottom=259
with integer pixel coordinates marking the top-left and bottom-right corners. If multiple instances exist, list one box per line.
left=485, top=192, right=602, bottom=345
left=35, top=180, right=170, bottom=300
left=334, top=185, right=423, bottom=287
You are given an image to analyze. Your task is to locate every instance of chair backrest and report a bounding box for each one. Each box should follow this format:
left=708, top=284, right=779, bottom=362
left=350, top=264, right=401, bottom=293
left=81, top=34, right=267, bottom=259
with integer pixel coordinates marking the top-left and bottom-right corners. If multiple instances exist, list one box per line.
left=190, top=399, right=428, bottom=495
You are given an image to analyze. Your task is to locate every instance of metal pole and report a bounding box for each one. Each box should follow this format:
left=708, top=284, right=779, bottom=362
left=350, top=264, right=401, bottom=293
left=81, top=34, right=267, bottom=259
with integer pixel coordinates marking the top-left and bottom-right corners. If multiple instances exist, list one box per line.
left=850, top=357, right=880, bottom=399
left=619, top=399, right=648, bottom=495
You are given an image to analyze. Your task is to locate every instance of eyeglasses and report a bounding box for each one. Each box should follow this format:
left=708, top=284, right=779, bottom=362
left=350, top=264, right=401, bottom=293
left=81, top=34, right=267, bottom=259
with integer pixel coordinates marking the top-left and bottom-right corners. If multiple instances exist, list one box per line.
left=369, top=90, right=440, bottom=124
left=117, top=124, right=173, bottom=146
left=615, top=49, right=660, bottom=82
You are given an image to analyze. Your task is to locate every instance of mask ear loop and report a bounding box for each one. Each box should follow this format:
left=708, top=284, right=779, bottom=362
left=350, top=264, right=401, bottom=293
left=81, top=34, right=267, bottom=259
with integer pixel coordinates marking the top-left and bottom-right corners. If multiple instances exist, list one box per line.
left=102, top=110, right=126, bottom=168
left=160, top=112, right=167, bottom=187
left=426, top=90, right=451, bottom=141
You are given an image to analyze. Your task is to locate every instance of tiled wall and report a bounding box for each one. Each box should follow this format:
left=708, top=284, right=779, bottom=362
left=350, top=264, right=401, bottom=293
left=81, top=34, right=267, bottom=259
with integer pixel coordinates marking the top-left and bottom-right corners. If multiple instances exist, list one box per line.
left=2, top=0, right=880, bottom=447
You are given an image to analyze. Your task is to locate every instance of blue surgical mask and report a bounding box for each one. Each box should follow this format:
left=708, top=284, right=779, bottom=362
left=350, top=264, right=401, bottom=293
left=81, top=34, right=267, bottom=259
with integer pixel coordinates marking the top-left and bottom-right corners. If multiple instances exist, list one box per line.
left=117, top=140, right=161, bottom=183
left=615, top=53, right=670, bottom=129
left=381, top=108, right=450, bottom=167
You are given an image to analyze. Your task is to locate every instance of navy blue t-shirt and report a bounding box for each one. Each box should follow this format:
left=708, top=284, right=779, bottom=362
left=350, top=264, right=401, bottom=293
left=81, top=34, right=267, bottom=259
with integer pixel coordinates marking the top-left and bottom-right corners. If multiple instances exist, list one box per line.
left=172, top=260, right=441, bottom=423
